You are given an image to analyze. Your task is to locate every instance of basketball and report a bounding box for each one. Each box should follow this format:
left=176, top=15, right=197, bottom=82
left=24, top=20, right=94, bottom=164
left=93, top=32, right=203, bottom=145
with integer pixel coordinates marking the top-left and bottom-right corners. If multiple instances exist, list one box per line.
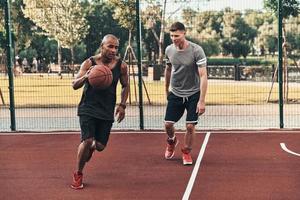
left=88, top=65, right=113, bottom=89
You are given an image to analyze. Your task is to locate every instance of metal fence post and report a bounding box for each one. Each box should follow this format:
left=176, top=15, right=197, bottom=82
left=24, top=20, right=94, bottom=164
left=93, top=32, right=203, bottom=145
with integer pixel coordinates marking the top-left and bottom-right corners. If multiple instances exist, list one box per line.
left=278, top=0, right=284, bottom=128
left=135, top=0, right=144, bottom=130
left=4, top=0, right=16, bottom=131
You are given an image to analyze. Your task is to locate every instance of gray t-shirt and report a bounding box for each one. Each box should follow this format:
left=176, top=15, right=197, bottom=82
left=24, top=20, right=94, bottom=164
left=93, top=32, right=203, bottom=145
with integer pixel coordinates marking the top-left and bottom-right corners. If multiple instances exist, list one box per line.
left=165, top=41, right=206, bottom=97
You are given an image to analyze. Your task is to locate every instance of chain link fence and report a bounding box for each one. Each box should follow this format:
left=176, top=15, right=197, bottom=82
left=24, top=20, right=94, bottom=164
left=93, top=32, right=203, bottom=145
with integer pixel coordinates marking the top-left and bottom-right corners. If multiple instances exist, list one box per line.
left=0, top=0, right=299, bottom=131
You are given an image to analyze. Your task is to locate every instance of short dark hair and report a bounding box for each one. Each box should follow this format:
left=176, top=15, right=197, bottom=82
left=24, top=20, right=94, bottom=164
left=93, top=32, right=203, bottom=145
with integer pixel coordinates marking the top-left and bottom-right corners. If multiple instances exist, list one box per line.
left=169, top=22, right=186, bottom=32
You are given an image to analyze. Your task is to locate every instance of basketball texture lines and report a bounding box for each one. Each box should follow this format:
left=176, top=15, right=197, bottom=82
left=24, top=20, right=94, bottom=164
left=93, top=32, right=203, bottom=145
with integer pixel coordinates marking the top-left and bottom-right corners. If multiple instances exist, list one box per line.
left=88, top=65, right=113, bottom=89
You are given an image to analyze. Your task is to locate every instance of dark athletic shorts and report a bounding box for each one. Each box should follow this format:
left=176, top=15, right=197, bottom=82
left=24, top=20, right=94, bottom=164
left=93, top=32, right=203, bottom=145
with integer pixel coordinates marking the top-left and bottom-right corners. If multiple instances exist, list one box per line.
left=164, top=91, right=200, bottom=124
left=79, top=115, right=113, bottom=146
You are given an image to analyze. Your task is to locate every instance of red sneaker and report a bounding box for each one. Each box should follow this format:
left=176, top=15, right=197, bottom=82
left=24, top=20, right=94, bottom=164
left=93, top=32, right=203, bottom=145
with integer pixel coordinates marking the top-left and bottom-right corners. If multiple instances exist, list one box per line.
left=165, top=137, right=179, bottom=159
left=71, top=171, right=83, bottom=189
left=182, top=149, right=193, bottom=165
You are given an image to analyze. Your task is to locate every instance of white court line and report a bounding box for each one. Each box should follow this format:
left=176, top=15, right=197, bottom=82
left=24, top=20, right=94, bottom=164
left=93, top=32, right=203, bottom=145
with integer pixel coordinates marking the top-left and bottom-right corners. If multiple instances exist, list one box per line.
left=280, top=143, right=300, bottom=157
left=182, top=132, right=211, bottom=200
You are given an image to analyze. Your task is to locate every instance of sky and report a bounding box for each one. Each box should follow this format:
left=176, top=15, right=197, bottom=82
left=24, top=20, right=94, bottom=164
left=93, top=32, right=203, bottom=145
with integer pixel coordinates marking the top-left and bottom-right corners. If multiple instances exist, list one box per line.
left=164, top=0, right=265, bottom=16
left=196, top=0, right=264, bottom=11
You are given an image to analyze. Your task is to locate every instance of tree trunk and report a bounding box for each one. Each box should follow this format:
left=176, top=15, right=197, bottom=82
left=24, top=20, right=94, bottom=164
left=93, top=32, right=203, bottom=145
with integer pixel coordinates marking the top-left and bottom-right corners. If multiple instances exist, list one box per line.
left=57, top=40, right=62, bottom=75
left=71, top=46, right=75, bottom=77
left=158, top=0, right=167, bottom=66
left=128, top=30, right=132, bottom=48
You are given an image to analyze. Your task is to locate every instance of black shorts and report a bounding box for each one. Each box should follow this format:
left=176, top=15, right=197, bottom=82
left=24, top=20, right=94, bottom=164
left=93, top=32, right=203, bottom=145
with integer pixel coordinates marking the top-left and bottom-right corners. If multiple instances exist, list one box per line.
left=79, top=115, right=113, bottom=146
left=164, top=91, right=200, bottom=124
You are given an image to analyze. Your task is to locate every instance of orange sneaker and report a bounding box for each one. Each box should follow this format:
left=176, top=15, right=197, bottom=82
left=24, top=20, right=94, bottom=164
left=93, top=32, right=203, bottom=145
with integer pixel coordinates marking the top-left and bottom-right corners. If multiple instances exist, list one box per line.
left=71, top=171, right=83, bottom=190
left=165, top=137, right=179, bottom=159
left=182, top=149, right=193, bottom=165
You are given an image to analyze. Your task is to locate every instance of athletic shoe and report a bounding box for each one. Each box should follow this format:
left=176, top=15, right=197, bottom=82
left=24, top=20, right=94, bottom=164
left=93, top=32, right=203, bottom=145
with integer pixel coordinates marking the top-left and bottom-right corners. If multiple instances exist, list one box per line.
left=71, top=171, right=83, bottom=190
left=182, top=149, right=193, bottom=165
left=165, top=137, right=179, bottom=159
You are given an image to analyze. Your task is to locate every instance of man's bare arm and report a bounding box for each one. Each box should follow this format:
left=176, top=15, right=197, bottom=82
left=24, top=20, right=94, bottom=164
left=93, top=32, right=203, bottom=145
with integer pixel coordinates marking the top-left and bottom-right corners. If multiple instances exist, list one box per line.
left=72, top=59, right=92, bottom=90
left=164, top=64, right=172, bottom=96
left=197, top=66, right=208, bottom=115
left=119, top=62, right=129, bottom=105
left=115, top=62, right=129, bottom=123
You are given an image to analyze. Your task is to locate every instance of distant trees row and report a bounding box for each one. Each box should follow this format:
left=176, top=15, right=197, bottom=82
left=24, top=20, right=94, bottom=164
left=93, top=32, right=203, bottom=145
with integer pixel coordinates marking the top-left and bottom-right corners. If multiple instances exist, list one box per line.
left=0, top=0, right=299, bottom=68
left=182, top=6, right=300, bottom=58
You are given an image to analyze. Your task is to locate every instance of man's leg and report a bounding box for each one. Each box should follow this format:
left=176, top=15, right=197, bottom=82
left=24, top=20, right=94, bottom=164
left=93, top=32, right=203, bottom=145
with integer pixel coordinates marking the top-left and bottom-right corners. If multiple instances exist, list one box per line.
left=183, top=123, right=196, bottom=151
left=164, top=122, right=179, bottom=159
left=71, top=138, right=94, bottom=189
left=165, top=121, right=175, bottom=139
left=181, top=123, right=195, bottom=165
left=72, top=115, right=96, bottom=189
left=76, top=138, right=94, bottom=171
left=182, top=92, right=200, bottom=165
left=164, top=92, right=184, bottom=159
left=86, top=140, right=106, bottom=163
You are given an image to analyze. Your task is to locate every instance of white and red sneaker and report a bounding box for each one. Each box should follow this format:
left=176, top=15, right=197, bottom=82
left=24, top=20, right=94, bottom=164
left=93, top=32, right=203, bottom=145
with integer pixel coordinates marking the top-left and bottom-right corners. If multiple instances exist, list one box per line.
left=182, top=148, right=193, bottom=165
left=165, top=137, right=179, bottom=159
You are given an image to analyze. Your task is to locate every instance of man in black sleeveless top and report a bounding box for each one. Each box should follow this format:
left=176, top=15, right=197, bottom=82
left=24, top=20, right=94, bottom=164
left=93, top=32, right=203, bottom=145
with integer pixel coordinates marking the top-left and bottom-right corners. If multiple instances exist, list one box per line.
left=71, top=34, right=129, bottom=189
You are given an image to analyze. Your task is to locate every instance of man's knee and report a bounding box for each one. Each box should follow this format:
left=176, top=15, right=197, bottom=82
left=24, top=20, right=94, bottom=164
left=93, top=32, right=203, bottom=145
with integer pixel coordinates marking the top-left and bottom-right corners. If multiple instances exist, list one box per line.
left=83, top=138, right=94, bottom=147
left=165, top=122, right=174, bottom=131
left=186, top=123, right=195, bottom=133
left=95, top=141, right=106, bottom=152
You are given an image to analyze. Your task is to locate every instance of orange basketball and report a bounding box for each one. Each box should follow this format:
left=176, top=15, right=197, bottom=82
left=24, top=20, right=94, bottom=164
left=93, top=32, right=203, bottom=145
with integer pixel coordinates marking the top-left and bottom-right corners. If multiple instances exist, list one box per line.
left=88, top=65, right=113, bottom=89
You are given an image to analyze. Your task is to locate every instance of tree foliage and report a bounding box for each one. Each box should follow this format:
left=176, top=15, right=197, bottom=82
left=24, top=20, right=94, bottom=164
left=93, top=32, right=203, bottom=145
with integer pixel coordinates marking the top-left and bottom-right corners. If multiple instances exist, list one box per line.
left=264, top=0, right=300, bottom=18
left=84, top=2, right=128, bottom=57
left=108, top=0, right=136, bottom=32
left=22, top=0, right=88, bottom=49
left=221, top=11, right=256, bottom=58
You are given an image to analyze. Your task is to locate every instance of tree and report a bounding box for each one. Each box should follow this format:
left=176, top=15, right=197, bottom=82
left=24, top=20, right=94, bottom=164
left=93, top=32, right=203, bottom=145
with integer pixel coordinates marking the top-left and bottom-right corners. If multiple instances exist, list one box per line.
left=182, top=8, right=197, bottom=37
left=188, top=10, right=223, bottom=40
left=141, top=0, right=170, bottom=68
left=22, top=0, right=89, bottom=74
left=220, top=11, right=256, bottom=58
left=266, top=35, right=278, bottom=56
left=232, top=17, right=257, bottom=57
left=0, top=4, right=4, bottom=32
left=264, top=0, right=300, bottom=101
left=108, top=0, right=136, bottom=48
left=0, top=4, right=5, bottom=63
left=84, top=2, right=127, bottom=57
left=244, top=10, right=266, bottom=29
left=254, top=19, right=277, bottom=56
left=142, top=2, right=162, bottom=61
left=142, top=0, right=197, bottom=80
left=221, top=8, right=242, bottom=40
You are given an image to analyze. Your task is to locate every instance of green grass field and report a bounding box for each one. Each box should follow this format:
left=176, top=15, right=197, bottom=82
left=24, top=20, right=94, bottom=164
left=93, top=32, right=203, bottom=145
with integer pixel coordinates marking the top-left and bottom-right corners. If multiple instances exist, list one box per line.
left=0, top=74, right=299, bottom=107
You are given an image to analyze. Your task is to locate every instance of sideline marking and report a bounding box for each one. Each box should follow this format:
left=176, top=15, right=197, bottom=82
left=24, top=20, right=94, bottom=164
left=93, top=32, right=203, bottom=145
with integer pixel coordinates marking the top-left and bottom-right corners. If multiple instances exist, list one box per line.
left=182, top=132, right=211, bottom=200
left=280, top=143, right=300, bottom=157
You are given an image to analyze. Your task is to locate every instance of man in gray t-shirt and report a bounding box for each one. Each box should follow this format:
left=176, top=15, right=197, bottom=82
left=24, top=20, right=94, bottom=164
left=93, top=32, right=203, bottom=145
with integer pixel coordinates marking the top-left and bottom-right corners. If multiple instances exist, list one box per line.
left=164, top=22, right=208, bottom=165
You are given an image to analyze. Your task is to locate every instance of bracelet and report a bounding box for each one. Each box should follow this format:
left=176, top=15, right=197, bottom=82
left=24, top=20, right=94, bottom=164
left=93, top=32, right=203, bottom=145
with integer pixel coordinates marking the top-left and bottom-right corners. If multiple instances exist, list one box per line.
left=119, top=103, right=126, bottom=109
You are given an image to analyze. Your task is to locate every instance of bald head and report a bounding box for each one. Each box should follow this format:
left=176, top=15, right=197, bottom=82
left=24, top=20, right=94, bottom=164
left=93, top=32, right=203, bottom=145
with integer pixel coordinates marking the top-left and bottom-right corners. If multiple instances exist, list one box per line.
left=101, top=34, right=119, bottom=46
left=99, top=34, right=119, bottom=61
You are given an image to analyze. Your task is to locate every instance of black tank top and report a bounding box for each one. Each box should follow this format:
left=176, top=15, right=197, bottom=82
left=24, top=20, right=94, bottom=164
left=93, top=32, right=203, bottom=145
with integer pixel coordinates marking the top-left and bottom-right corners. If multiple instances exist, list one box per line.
left=77, top=57, right=122, bottom=121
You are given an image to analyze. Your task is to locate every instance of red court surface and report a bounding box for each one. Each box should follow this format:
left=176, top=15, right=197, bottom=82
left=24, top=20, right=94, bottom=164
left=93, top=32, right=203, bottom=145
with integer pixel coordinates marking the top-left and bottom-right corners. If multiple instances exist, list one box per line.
left=0, top=130, right=300, bottom=200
